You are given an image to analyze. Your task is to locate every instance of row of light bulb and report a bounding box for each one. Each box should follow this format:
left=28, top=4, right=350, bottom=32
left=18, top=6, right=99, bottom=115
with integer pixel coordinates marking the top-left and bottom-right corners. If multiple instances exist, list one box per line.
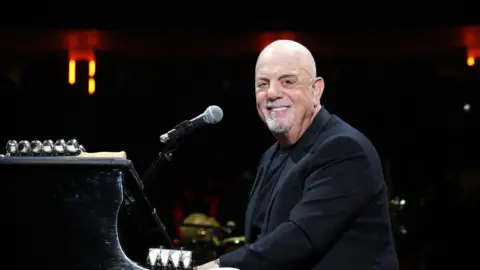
left=147, top=247, right=193, bottom=269
left=4, top=139, right=85, bottom=156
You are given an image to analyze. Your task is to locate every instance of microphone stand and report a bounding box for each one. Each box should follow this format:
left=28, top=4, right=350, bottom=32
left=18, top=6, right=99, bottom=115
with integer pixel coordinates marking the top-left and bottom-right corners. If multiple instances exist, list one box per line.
left=126, top=140, right=178, bottom=249
left=141, top=140, right=178, bottom=189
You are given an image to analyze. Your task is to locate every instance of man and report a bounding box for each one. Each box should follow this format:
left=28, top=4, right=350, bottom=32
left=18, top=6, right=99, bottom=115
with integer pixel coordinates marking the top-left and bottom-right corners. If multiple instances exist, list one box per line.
left=196, top=40, right=398, bottom=270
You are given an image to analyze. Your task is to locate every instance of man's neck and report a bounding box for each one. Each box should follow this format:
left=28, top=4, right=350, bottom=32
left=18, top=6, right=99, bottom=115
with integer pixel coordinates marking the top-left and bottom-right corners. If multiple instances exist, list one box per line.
left=275, top=106, right=321, bottom=148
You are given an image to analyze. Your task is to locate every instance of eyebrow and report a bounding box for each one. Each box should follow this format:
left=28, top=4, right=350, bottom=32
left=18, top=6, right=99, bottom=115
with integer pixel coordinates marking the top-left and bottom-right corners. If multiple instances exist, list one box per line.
left=279, top=74, right=297, bottom=80
left=255, top=74, right=297, bottom=81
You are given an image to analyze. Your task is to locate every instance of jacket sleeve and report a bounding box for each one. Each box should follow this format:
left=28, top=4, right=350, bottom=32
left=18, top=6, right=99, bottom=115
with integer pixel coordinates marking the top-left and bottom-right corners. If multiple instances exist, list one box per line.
left=219, top=136, right=377, bottom=270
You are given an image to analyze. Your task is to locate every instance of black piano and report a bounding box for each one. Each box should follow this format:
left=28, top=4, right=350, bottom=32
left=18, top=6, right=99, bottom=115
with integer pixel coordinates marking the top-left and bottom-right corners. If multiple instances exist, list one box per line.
left=1, top=139, right=192, bottom=269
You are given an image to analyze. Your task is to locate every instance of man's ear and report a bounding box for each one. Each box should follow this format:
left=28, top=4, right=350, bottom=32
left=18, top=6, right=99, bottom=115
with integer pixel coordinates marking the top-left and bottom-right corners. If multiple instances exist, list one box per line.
left=311, top=77, right=325, bottom=107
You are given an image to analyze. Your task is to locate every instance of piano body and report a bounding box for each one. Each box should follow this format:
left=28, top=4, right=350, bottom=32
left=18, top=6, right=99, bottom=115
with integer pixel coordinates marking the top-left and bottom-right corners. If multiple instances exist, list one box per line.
left=1, top=139, right=192, bottom=269
left=1, top=156, right=147, bottom=269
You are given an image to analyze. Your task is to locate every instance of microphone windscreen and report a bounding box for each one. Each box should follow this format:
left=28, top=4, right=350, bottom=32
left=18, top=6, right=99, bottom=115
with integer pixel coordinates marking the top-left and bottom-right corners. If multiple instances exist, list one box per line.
left=204, top=105, right=223, bottom=124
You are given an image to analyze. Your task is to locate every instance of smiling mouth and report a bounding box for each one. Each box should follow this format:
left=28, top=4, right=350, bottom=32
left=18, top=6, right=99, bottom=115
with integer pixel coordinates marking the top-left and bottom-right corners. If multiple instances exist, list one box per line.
left=267, top=106, right=290, bottom=112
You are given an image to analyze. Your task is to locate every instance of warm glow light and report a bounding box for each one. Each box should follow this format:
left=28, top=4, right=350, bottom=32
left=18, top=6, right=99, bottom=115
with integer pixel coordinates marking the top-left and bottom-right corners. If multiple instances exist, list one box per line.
left=68, top=60, right=76, bottom=85
left=88, top=78, right=95, bottom=95
left=88, top=60, right=96, bottom=77
left=467, top=56, right=475, bottom=66
left=259, top=31, right=297, bottom=50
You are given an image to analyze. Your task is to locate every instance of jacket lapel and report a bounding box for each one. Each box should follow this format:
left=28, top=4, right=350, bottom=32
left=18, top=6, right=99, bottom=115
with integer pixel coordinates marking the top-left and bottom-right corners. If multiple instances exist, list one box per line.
left=244, top=144, right=277, bottom=242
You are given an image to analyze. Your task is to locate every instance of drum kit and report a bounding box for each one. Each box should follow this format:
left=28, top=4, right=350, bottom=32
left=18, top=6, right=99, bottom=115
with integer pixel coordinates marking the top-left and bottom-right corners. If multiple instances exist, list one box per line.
left=177, top=213, right=245, bottom=265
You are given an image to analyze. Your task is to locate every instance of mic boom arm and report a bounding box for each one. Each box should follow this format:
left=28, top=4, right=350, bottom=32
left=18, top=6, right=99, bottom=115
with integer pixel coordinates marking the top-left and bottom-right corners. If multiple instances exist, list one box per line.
left=161, top=120, right=192, bottom=143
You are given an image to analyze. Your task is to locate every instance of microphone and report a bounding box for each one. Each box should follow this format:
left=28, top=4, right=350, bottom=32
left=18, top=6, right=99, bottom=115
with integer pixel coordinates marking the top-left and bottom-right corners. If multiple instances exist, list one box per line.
left=160, top=105, right=223, bottom=143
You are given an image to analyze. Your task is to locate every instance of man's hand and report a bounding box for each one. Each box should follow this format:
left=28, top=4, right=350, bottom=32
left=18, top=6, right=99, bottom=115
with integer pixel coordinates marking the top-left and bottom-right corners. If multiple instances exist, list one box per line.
left=193, top=259, right=220, bottom=270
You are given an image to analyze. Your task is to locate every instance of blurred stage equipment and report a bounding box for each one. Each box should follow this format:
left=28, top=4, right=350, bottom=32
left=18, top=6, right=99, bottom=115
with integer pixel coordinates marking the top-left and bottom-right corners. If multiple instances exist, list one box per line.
left=178, top=213, right=223, bottom=264
left=390, top=196, right=407, bottom=236
left=181, top=213, right=222, bottom=242
left=176, top=213, right=244, bottom=265
left=220, top=236, right=245, bottom=254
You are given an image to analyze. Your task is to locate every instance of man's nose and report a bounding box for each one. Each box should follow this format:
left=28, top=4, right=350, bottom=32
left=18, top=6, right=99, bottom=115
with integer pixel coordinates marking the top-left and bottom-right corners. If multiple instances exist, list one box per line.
left=266, top=84, right=281, bottom=100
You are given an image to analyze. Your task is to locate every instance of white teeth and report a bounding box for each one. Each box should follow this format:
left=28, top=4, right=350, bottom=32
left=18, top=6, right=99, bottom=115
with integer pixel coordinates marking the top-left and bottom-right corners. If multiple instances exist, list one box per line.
left=271, top=107, right=288, bottom=112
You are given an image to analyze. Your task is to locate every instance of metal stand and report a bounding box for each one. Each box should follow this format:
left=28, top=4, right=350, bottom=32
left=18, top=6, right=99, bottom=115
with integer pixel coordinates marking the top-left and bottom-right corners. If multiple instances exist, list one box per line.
left=141, top=141, right=178, bottom=189
left=122, top=140, right=180, bottom=250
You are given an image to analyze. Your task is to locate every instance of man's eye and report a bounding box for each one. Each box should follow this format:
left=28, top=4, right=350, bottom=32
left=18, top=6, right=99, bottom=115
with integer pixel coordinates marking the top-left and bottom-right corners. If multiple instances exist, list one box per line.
left=281, top=79, right=296, bottom=86
left=257, top=82, right=268, bottom=88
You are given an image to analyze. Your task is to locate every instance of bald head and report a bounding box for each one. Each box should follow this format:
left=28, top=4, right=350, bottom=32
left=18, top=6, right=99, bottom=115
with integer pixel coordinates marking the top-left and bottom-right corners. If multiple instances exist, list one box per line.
left=254, top=39, right=325, bottom=146
left=256, top=40, right=316, bottom=78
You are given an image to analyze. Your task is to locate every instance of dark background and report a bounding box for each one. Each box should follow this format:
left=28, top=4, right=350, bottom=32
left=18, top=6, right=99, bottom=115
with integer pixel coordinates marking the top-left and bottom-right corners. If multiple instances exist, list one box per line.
left=1, top=22, right=479, bottom=269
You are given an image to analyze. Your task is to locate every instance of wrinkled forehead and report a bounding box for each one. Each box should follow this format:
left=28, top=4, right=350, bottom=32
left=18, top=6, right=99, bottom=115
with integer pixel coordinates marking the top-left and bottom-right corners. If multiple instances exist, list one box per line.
left=255, top=50, right=311, bottom=79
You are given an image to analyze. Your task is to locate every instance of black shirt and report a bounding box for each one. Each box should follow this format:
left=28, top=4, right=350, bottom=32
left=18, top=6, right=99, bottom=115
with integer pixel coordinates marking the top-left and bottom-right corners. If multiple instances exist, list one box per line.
left=250, top=145, right=291, bottom=241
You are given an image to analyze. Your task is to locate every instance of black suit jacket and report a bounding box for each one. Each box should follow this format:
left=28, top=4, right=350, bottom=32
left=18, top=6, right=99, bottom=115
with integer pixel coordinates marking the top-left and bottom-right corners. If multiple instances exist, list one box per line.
left=220, top=108, right=398, bottom=270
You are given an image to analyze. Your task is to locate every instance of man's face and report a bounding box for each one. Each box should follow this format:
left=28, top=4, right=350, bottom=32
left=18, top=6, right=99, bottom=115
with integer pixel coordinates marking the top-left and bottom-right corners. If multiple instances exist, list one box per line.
left=255, top=54, right=318, bottom=134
